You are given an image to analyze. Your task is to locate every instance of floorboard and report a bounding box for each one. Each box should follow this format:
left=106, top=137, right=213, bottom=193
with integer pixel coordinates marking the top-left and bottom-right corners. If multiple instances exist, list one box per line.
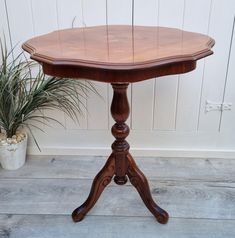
left=0, top=155, right=234, bottom=182
left=0, top=155, right=235, bottom=237
left=0, top=215, right=234, bottom=238
left=0, top=179, right=234, bottom=219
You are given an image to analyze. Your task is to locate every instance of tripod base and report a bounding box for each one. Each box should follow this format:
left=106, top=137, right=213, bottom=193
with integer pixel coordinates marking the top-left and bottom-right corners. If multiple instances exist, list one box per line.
left=72, top=153, right=169, bottom=224
left=72, top=84, right=168, bottom=224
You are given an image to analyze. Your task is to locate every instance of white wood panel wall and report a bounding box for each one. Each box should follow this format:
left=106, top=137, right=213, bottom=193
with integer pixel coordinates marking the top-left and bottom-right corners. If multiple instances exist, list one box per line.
left=1, top=0, right=235, bottom=158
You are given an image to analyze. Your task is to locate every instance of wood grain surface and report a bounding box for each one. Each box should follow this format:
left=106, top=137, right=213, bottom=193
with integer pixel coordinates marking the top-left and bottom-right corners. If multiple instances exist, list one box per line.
left=0, top=155, right=234, bottom=237
left=1, top=215, right=234, bottom=238
left=22, top=25, right=214, bottom=82
left=22, top=25, right=214, bottom=68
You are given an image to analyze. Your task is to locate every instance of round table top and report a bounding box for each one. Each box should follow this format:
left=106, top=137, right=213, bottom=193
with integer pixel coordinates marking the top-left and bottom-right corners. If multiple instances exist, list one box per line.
left=22, top=25, right=215, bottom=83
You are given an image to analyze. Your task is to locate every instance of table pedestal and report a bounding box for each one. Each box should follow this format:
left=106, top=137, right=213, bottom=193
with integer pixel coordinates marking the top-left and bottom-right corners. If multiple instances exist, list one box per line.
left=72, top=83, right=169, bottom=224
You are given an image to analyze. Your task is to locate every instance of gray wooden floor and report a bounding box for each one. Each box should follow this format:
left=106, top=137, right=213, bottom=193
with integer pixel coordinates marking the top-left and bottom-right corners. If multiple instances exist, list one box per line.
left=0, top=155, right=235, bottom=238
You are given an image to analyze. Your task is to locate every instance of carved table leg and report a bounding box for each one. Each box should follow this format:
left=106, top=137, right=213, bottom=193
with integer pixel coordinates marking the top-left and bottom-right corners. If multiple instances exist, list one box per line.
left=127, top=153, right=169, bottom=224
left=72, top=154, right=115, bottom=222
left=72, top=83, right=169, bottom=224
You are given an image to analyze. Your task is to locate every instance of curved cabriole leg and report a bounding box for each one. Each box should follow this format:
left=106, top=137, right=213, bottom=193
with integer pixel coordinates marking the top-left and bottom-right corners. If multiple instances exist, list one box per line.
left=127, top=153, right=169, bottom=224
left=72, top=154, right=115, bottom=222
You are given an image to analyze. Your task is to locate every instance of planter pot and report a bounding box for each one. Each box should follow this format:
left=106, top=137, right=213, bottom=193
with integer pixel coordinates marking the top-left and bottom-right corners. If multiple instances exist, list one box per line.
left=0, top=134, right=27, bottom=170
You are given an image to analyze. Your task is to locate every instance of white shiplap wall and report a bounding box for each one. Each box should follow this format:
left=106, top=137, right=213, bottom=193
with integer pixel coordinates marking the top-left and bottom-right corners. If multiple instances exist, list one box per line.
left=1, top=0, right=235, bottom=158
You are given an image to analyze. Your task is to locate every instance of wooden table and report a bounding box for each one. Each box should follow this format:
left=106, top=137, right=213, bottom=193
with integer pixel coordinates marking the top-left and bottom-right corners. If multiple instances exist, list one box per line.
left=22, top=25, right=215, bottom=224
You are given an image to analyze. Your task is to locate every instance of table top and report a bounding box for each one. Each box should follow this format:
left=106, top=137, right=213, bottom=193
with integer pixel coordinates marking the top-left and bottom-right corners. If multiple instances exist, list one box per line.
left=22, top=25, right=215, bottom=83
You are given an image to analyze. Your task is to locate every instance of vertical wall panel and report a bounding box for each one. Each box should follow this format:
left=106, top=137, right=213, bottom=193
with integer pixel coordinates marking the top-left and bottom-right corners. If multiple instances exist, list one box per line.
left=154, top=75, right=179, bottom=130
left=82, top=0, right=106, bottom=26
left=82, top=0, right=109, bottom=129
left=176, top=0, right=212, bottom=131
left=154, top=0, right=185, bottom=130
left=132, top=0, right=158, bottom=130
left=87, top=81, right=108, bottom=130
left=31, top=0, right=58, bottom=35
left=57, top=0, right=83, bottom=29
left=65, top=99, right=87, bottom=130
left=0, top=0, right=11, bottom=65
left=198, top=0, right=235, bottom=132
left=2, top=0, right=235, bottom=154
left=134, top=0, right=158, bottom=26
left=220, top=16, right=235, bottom=132
left=107, top=0, right=132, bottom=25
left=132, top=79, right=156, bottom=130
left=31, top=0, right=65, bottom=129
left=0, top=0, right=10, bottom=46
left=6, top=0, right=34, bottom=55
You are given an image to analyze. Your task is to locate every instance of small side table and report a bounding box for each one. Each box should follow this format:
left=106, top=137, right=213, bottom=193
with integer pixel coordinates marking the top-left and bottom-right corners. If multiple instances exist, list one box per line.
left=23, top=25, right=214, bottom=224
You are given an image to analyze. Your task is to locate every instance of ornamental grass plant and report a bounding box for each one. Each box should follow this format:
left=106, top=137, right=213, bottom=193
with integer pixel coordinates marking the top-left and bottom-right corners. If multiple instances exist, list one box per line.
left=0, top=39, right=96, bottom=149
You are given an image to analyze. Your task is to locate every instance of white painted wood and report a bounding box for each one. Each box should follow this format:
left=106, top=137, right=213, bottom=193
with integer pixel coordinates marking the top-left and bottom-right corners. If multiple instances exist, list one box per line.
left=198, top=0, right=235, bottom=131
left=42, top=110, right=65, bottom=130
left=154, top=75, right=179, bottom=130
left=1, top=215, right=235, bottom=238
left=26, top=128, right=235, bottom=158
left=5, top=0, right=34, bottom=55
left=176, top=0, right=212, bottom=131
left=62, top=78, right=88, bottom=129
left=65, top=108, right=87, bottom=130
left=132, top=80, right=155, bottom=130
left=158, top=0, right=185, bottom=28
left=64, top=91, right=87, bottom=130
left=82, top=0, right=106, bottom=26
left=0, top=0, right=11, bottom=48
left=134, top=0, right=158, bottom=26
left=154, top=0, right=185, bottom=130
left=176, top=63, right=204, bottom=131
left=2, top=0, right=235, bottom=155
left=27, top=145, right=235, bottom=159
left=106, top=0, right=132, bottom=25
left=220, top=16, right=235, bottom=132
left=87, top=82, right=109, bottom=129
left=30, top=0, right=65, bottom=129
left=0, top=0, right=11, bottom=65
left=56, top=0, right=83, bottom=29
left=31, top=0, right=58, bottom=35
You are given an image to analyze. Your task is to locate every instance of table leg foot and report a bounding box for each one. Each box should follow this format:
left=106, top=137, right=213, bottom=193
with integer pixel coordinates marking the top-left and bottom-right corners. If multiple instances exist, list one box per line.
left=127, top=153, right=169, bottom=224
left=72, top=154, right=115, bottom=222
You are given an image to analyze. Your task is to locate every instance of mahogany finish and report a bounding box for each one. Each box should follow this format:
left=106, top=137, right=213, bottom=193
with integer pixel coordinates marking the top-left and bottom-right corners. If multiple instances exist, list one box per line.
left=22, top=25, right=214, bottom=83
left=72, top=154, right=115, bottom=222
left=22, top=25, right=215, bottom=225
left=72, top=84, right=169, bottom=224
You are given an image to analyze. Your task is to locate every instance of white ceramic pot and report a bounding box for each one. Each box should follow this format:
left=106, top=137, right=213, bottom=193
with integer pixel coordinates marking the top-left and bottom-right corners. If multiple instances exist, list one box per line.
left=0, top=134, right=27, bottom=170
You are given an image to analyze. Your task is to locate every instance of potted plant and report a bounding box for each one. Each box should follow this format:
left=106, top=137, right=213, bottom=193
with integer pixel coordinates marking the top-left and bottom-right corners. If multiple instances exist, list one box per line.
left=0, top=40, right=95, bottom=170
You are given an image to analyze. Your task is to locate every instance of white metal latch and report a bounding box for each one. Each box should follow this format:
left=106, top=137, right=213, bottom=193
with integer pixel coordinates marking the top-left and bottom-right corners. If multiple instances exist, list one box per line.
left=222, top=102, right=232, bottom=111
left=205, top=100, right=221, bottom=112
left=205, top=100, right=232, bottom=112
